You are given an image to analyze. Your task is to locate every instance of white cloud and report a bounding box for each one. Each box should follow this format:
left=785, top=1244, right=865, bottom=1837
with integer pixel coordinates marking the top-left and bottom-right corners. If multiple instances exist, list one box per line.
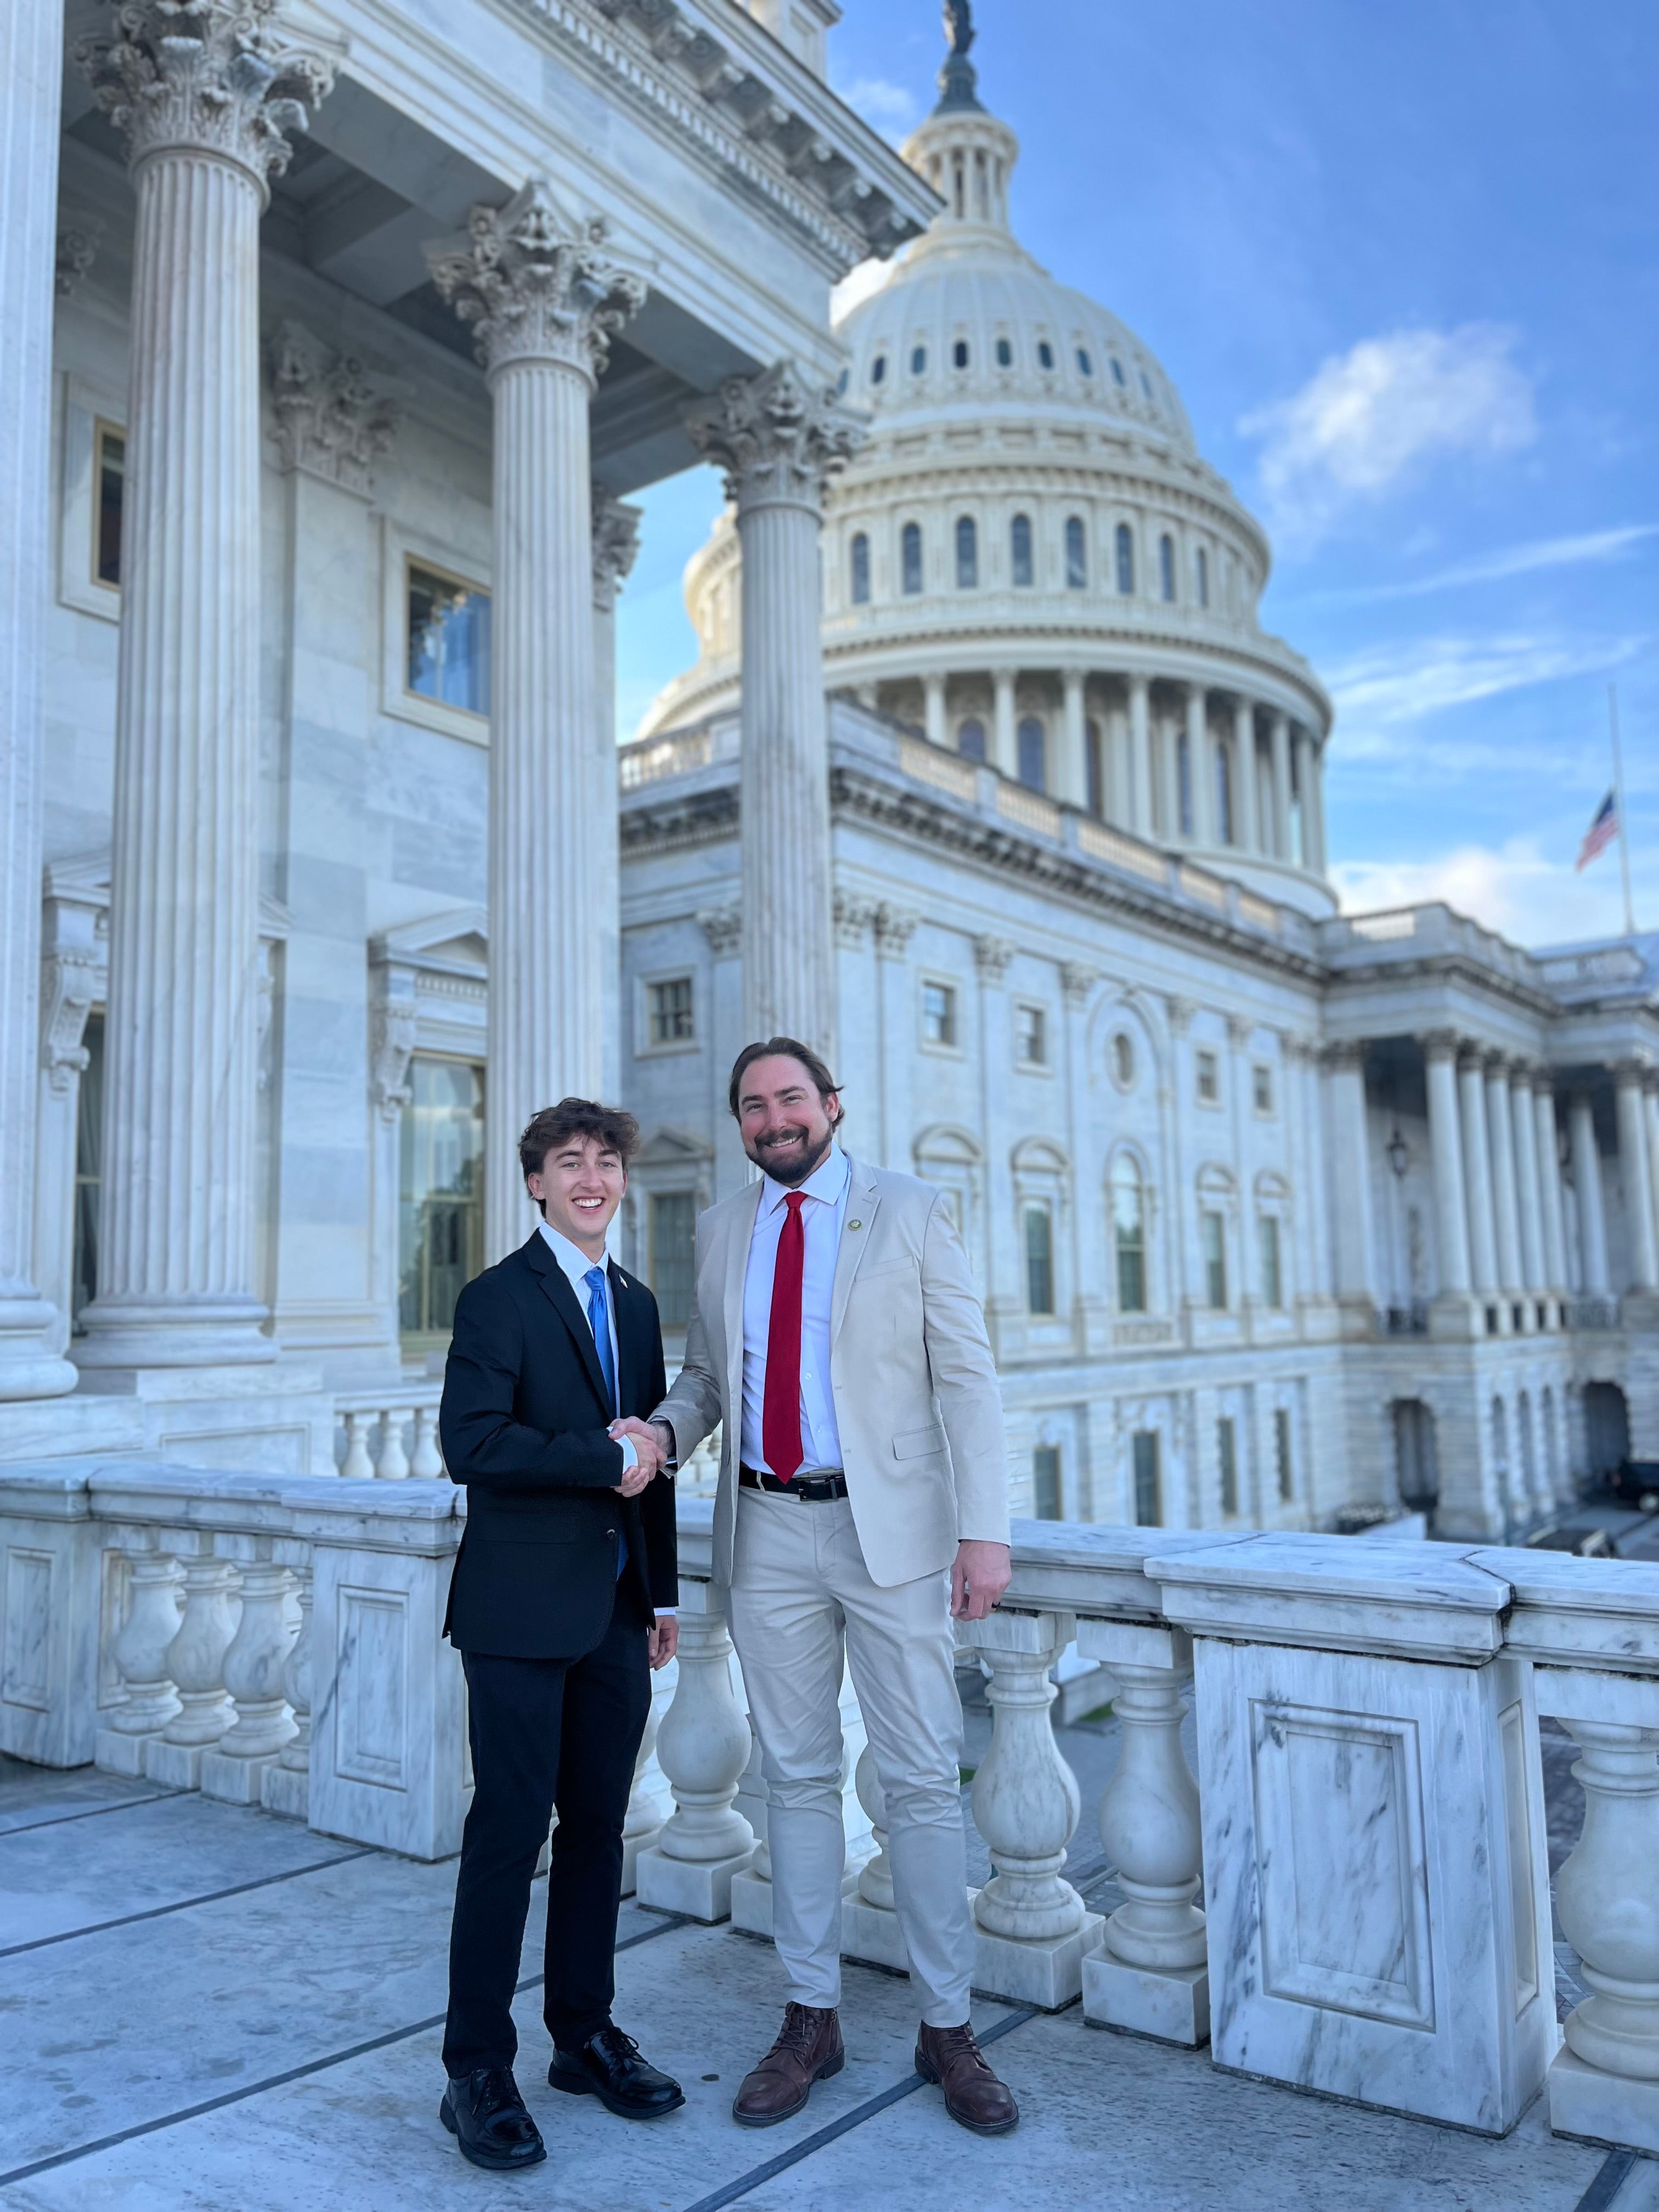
left=1322, top=630, right=1644, bottom=758
left=1333, top=837, right=1643, bottom=948
left=1297, top=524, right=1659, bottom=607
left=1242, top=324, right=1537, bottom=543
left=831, top=256, right=895, bottom=323
left=833, top=75, right=920, bottom=140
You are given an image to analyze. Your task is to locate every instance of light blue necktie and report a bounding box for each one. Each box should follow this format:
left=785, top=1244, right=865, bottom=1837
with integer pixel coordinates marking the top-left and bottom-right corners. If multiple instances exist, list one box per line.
left=585, top=1265, right=626, bottom=1581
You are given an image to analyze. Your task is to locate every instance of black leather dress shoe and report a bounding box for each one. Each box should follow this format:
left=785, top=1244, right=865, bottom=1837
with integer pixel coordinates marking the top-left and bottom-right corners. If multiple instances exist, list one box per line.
left=439, top=2067, right=547, bottom=2170
left=548, top=2024, right=686, bottom=2119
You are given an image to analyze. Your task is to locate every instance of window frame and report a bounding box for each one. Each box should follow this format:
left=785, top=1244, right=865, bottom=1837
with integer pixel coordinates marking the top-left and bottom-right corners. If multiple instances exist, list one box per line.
left=900, top=520, right=924, bottom=596
left=381, top=520, right=494, bottom=746
left=1032, top=1443, right=1063, bottom=1521
left=1201, top=1207, right=1229, bottom=1311
left=1013, top=1000, right=1049, bottom=1071
left=637, top=970, right=698, bottom=1057
left=1114, top=520, right=1135, bottom=596
left=58, top=377, right=127, bottom=625
left=955, top=513, right=978, bottom=590
left=1111, top=1152, right=1148, bottom=1314
left=1010, top=511, right=1034, bottom=588
left=1217, top=1414, right=1239, bottom=1517
left=1259, top=1212, right=1285, bottom=1310
left=397, top=1052, right=488, bottom=1354
left=1023, top=1201, right=1056, bottom=1316
left=1274, top=1406, right=1295, bottom=1503
left=1252, top=1062, right=1274, bottom=1116
left=1064, top=514, right=1088, bottom=590
left=919, top=976, right=962, bottom=1055
left=1159, top=532, right=1176, bottom=602
left=1132, top=1429, right=1162, bottom=1527
left=849, top=530, right=871, bottom=605
left=1016, top=714, right=1047, bottom=793
left=646, top=1188, right=699, bottom=1333
left=1195, top=1048, right=1221, bottom=1107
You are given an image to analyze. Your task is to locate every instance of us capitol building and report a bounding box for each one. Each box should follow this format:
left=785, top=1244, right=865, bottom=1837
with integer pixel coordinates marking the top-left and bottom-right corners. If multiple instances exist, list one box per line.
left=4, top=0, right=1657, bottom=1545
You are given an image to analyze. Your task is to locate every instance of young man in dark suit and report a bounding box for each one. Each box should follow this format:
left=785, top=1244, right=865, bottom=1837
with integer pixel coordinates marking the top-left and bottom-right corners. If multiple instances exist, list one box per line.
left=437, top=1098, right=681, bottom=2172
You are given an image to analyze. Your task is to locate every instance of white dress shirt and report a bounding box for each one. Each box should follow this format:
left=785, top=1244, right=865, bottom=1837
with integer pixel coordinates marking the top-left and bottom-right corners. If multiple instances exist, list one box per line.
left=740, top=1144, right=850, bottom=1476
left=537, top=1220, right=635, bottom=1475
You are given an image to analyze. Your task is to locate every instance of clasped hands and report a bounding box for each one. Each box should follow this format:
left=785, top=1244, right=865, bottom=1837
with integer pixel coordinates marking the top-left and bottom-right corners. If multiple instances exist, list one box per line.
left=607, top=1414, right=670, bottom=1498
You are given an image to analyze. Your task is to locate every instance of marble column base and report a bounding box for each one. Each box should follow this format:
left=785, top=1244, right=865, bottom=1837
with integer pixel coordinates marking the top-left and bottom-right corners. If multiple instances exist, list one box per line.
left=94, top=1727, right=159, bottom=1778
left=1082, top=1946, right=1210, bottom=2046
left=633, top=1843, right=753, bottom=1922
left=1549, top=2047, right=1659, bottom=2154
left=969, top=1892, right=1104, bottom=2010
left=620, top=1822, right=664, bottom=1897
left=261, top=1762, right=308, bottom=1822
left=199, top=1748, right=280, bottom=1805
left=143, top=1736, right=222, bottom=1790
left=732, top=1865, right=862, bottom=1942
left=842, top=1890, right=912, bottom=1974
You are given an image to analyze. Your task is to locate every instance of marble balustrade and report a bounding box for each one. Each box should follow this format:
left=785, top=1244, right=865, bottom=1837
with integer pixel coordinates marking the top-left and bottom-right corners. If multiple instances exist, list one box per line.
left=333, top=1387, right=446, bottom=1481
left=7, top=1472, right=1659, bottom=2153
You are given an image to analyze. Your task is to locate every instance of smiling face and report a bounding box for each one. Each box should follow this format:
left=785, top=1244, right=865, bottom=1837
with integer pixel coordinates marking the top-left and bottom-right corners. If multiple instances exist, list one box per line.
left=736, top=1054, right=842, bottom=1188
left=526, top=1133, right=626, bottom=1259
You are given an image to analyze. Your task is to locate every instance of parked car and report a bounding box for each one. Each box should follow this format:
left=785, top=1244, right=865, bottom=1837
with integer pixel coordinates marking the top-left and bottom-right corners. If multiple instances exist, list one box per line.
left=1607, top=1459, right=1659, bottom=1513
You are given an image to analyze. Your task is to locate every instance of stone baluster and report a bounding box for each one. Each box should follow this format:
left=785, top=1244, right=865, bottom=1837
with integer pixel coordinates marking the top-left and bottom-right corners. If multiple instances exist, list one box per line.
left=147, top=1539, right=241, bottom=1787
left=94, top=1547, right=183, bottom=1774
left=634, top=1583, right=755, bottom=1920
left=840, top=1736, right=916, bottom=1973
left=262, top=1556, right=312, bottom=1821
left=1077, top=1621, right=1209, bottom=2045
left=376, top=1411, right=410, bottom=1481
left=958, top=1610, right=1101, bottom=2007
left=620, top=1663, right=672, bottom=1894
left=426, top=181, right=645, bottom=1259
left=410, top=1406, right=443, bottom=1477
left=202, top=1543, right=296, bottom=1801
left=340, top=1411, right=374, bottom=1479
left=686, top=362, right=865, bottom=1060
left=74, top=1, right=335, bottom=1369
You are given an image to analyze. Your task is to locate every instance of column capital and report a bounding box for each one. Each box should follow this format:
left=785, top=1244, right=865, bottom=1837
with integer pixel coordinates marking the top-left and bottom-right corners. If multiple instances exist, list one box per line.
left=270, top=322, right=402, bottom=496
left=973, top=934, right=1015, bottom=984
left=1531, top=1064, right=1560, bottom=1096
left=832, top=888, right=879, bottom=949
left=685, top=359, right=865, bottom=515
left=1612, top=1055, right=1654, bottom=1091
left=591, top=488, right=643, bottom=614
left=425, top=179, right=646, bottom=385
left=1059, top=961, right=1097, bottom=1007
left=1164, top=994, right=1195, bottom=1037
left=697, top=905, right=743, bottom=960
left=1320, top=1040, right=1366, bottom=1074
left=55, top=220, right=101, bottom=296
left=78, top=0, right=335, bottom=199
left=1420, top=1028, right=1463, bottom=1066
left=872, top=904, right=919, bottom=960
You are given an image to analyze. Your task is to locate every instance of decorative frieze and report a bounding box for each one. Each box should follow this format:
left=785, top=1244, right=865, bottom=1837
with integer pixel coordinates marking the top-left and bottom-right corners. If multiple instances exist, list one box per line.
left=270, top=323, right=402, bottom=495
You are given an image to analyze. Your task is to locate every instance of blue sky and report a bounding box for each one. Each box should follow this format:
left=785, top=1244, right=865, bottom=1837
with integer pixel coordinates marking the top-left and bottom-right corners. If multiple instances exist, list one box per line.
left=616, top=1, right=1658, bottom=949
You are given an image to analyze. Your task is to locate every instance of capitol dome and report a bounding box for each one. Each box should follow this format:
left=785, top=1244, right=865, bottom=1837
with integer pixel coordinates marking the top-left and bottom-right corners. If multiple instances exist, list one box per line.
left=639, top=22, right=1335, bottom=915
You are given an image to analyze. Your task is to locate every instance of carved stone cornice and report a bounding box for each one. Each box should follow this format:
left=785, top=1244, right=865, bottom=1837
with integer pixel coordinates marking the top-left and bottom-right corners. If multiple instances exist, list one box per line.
left=425, top=179, right=647, bottom=385
left=592, top=489, right=644, bottom=614
left=696, top=904, right=742, bottom=958
left=685, top=360, right=866, bottom=515
left=270, top=323, right=403, bottom=495
left=77, top=0, right=336, bottom=200
left=39, top=951, right=100, bottom=1097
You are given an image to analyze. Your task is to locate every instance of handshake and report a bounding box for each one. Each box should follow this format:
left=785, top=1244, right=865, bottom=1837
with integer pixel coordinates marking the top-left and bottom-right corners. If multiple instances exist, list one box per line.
left=607, top=1416, right=672, bottom=1498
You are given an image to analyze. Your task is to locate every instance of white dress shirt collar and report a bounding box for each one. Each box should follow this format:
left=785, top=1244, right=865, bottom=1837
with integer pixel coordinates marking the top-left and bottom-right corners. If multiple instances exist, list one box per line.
left=759, top=1143, right=850, bottom=1216
left=537, top=1217, right=612, bottom=1298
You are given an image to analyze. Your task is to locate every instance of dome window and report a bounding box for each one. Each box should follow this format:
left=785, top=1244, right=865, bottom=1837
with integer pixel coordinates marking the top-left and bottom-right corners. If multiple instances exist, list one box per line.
left=1077, top=348, right=1093, bottom=376
left=996, top=336, right=1013, bottom=368
left=1065, top=515, right=1087, bottom=590
left=1139, top=369, right=1153, bottom=398
left=1110, top=357, right=1126, bottom=387
left=836, top=368, right=849, bottom=395
left=1115, top=522, right=1135, bottom=596
left=955, top=515, right=979, bottom=589
left=910, top=345, right=927, bottom=375
left=1011, top=513, right=1034, bottom=588
left=871, top=354, right=887, bottom=385
left=1017, top=715, right=1047, bottom=792
left=901, top=521, right=923, bottom=595
left=958, top=717, right=987, bottom=763
left=1196, top=547, right=1210, bottom=608
left=953, top=339, right=970, bottom=369
left=1159, top=533, right=1176, bottom=602
left=1037, top=340, right=1055, bottom=371
left=850, top=532, right=871, bottom=606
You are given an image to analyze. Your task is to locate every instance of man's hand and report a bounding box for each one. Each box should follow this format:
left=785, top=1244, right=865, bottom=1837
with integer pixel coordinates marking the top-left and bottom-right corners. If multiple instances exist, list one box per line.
left=950, top=1539, right=1011, bottom=1622
left=646, top=1616, right=679, bottom=1670
left=609, top=1419, right=659, bottom=1497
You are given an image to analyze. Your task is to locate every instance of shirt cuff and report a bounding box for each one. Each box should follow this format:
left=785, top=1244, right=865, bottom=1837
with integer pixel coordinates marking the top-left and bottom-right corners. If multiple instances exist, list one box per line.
left=653, top=1605, right=677, bottom=1615
left=617, top=1434, right=638, bottom=1472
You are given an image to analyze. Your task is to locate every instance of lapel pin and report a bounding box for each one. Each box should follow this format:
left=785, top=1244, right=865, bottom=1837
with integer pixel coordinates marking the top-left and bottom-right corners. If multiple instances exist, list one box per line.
left=849, top=1220, right=862, bottom=1231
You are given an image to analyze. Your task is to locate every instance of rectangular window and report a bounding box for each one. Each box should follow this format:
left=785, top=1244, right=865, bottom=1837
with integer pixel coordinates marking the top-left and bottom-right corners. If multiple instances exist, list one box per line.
left=407, top=560, right=492, bottom=718
left=1024, top=1204, right=1054, bottom=1315
left=1218, top=1415, right=1238, bottom=1517
left=398, top=1057, right=486, bottom=1348
left=1014, top=1003, right=1047, bottom=1067
left=94, top=422, right=125, bottom=589
left=1252, top=1063, right=1273, bottom=1114
left=1032, top=1444, right=1062, bottom=1521
left=1275, top=1407, right=1294, bottom=1502
left=646, top=976, right=694, bottom=1047
left=1133, top=1430, right=1161, bottom=1526
left=1260, top=1215, right=1284, bottom=1310
left=648, top=1191, right=697, bottom=1330
left=1203, top=1210, right=1228, bottom=1310
left=922, top=980, right=957, bottom=1047
left=1195, top=1049, right=1220, bottom=1104
left=71, top=1012, right=104, bottom=1328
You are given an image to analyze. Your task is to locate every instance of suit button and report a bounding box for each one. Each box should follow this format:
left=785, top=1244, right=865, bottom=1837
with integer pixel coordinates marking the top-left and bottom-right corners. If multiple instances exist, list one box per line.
left=606, top=1528, right=617, bottom=1539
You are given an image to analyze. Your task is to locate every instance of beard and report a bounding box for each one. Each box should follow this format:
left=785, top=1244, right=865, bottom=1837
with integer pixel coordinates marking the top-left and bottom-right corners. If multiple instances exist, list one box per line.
left=748, top=1122, right=835, bottom=1188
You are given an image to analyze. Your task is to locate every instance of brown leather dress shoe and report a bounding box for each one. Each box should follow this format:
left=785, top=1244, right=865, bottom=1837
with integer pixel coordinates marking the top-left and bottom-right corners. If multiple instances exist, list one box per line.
left=731, top=2003, right=844, bottom=2127
left=915, top=2022, right=1020, bottom=2136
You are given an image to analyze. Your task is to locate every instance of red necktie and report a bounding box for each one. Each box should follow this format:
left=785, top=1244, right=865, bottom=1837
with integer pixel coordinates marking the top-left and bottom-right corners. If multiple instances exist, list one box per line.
left=762, top=1192, right=807, bottom=1481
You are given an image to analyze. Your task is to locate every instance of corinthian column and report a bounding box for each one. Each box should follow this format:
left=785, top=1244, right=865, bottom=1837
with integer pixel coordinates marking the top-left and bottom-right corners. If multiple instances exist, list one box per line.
left=0, top=0, right=76, bottom=1396
left=1533, top=1075, right=1568, bottom=1294
left=686, top=362, right=864, bottom=1061
left=1422, top=1034, right=1473, bottom=1317
left=75, top=2, right=334, bottom=1369
left=592, top=489, right=642, bottom=1105
left=1458, top=1046, right=1500, bottom=1303
left=427, top=183, right=645, bottom=1258
left=1614, top=1063, right=1659, bottom=1293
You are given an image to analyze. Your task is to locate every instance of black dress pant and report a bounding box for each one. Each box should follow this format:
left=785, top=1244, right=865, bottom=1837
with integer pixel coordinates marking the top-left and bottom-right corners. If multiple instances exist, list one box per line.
left=443, top=1586, right=651, bottom=2077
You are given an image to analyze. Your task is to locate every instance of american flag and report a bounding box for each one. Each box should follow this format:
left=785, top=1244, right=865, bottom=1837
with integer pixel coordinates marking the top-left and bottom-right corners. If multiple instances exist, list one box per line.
left=1576, top=791, right=1620, bottom=871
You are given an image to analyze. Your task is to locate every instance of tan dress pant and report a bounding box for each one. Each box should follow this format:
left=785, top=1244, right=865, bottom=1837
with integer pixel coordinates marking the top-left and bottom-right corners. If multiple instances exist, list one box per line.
left=726, top=1488, right=974, bottom=2027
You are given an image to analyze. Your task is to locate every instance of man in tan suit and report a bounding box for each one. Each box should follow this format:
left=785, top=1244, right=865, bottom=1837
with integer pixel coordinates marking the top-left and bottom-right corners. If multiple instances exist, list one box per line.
left=619, top=1037, right=1019, bottom=2137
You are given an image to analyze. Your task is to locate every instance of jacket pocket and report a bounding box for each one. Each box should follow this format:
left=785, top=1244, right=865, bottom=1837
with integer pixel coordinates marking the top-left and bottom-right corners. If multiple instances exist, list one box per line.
left=893, top=1422, right=946, bottom=1461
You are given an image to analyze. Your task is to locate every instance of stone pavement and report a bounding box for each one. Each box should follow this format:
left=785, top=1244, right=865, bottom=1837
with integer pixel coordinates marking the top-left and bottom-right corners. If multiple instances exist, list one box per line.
left=0, top=1748, right=1646, bottom=2212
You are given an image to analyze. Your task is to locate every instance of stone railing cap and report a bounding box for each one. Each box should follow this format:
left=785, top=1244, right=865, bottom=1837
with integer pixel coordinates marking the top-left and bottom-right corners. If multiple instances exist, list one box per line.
left=1149, top=1532, right=1510, bottom=1608
left=1005, top=1521, right=1257, bottom=1621
left=0, top=1462, right=98, bottom=1518
left=1473, top=1544, right=1659, bottom=1674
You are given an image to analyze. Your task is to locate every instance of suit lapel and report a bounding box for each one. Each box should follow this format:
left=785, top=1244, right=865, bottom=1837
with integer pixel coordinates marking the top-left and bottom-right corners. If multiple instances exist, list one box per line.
left=523, top=1232, right=612, bottom=1416
left=723, top=1178, right=764, bottom=1428
left=831, top=1157, right=882, bottom=1344
left=609, top=1257, right=641, bottom=1418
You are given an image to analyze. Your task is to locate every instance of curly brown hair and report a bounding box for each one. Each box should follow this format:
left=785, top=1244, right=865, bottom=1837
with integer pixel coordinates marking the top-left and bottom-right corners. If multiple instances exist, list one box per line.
left=518, top=1099, right=640, bottom=1206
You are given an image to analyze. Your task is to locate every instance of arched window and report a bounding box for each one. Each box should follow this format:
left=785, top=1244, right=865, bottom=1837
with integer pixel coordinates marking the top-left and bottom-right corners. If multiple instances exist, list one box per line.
left=1115, top=522, right=1135, bottom=595
left=871, top=354, right=887, bottom=385
left=1196, top=546, right=1209, bottom=608
left=995, top=336, right=1013, bottom=368
left=1017, top=715, right=1046, bottom=792
left=1111, top=1155, right=1147, bottom=1313
left=1010, top=513, right=1033, bottom=588
left=901, top=521, right=923, bottom=595
left=1024, top=1205, right=1054, bottom=1314
left=849, top=532, right=870, bottom=606
left=910, top=344, right=927, bottom=375
left=1110, top=356, right=1126, bottom=387
left=1159, top=533, right=1176, bottom=602
left=1065, top=516, right=1087, bottom=589
left=955, top=515, right=978, bottom=589
left=957, top=718, right=986, bottom=763
left=952, top=338, right=970, bottom=369
left=1076, top=347, right=1093, bottom=376
left=1037, top=340, right=1054, bottom=370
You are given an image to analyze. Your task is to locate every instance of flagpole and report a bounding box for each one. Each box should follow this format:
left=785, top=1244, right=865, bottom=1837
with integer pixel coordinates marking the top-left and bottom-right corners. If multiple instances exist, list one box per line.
left=1610, top=681, right=1637, bottom=938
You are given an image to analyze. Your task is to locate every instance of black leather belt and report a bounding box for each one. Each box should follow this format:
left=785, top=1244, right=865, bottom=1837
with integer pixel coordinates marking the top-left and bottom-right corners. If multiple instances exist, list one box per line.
left=740, top=1464, right=849, bottom=1502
